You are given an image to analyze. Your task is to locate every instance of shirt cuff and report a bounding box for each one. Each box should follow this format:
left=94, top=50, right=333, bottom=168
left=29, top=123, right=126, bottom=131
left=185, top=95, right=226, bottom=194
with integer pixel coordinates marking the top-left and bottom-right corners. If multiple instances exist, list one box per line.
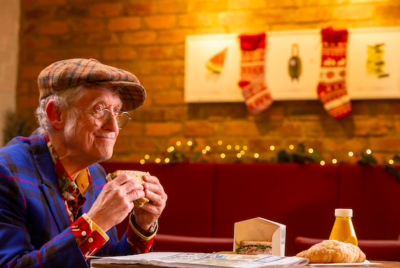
left=127, top=214, right=157, bottom=254
left=71, top=213, right=109, bottom=260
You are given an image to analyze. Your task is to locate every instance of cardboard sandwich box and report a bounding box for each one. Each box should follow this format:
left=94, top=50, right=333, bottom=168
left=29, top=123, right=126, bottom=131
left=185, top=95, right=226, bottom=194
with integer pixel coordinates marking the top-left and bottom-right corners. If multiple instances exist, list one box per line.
left=233, top=217, right=286, bottom=257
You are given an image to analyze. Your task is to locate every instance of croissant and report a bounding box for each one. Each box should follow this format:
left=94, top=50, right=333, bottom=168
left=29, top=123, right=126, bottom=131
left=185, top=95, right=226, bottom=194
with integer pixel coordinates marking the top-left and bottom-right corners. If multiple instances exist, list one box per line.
left=296, top=240, right=366, bottom=263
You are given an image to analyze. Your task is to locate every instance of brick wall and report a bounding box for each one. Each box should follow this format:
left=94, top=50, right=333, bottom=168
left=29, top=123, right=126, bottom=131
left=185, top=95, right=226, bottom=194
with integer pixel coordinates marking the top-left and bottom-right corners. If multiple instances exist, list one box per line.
left=18, top=0, right=400, bottom=164
left=0, top=0, right=20, bottom=146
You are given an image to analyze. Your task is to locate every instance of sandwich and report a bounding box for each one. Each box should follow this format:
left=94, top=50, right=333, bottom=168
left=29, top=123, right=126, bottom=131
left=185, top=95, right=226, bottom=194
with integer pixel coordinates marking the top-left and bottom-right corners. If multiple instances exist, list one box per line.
left=106, top=170, right=150, bottom=207
left=236, top=241, right=272, bottom=255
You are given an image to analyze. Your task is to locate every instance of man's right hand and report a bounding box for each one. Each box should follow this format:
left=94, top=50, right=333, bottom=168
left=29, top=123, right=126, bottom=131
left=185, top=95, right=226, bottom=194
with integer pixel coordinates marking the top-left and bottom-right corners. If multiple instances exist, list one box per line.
left=87, top=174, right=145, bottom=232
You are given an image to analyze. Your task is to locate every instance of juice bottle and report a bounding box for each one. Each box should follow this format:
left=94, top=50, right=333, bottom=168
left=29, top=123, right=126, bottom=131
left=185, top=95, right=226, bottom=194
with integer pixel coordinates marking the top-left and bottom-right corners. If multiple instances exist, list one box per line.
left=329, top=209, right=358, bottom=246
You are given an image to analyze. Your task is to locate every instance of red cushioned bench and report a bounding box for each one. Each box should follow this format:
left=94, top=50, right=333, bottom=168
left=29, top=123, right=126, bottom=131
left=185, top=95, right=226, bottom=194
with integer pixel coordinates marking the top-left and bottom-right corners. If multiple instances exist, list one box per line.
left=100, top=162, right=400, bottom=259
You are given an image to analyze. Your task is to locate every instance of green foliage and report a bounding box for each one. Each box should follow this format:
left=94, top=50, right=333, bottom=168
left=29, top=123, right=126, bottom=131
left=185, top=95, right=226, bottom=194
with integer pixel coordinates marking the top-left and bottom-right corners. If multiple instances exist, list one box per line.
left=2, top=111, right=32, bottom=146
left=357, top=153, right=378, bottom=166
left=383, top=155, right=400, bottom=183
left=277, top=143, right=322, bottom=164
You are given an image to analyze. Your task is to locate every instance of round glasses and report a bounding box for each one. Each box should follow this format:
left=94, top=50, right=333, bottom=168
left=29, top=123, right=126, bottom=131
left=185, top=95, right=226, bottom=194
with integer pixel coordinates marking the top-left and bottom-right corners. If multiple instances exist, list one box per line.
left=73, top=104, right=131, bottom=129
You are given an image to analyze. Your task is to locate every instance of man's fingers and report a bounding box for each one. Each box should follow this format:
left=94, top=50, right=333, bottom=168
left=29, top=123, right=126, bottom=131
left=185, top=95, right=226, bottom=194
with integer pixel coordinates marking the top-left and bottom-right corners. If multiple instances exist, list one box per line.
left=144, top=189, right=167, bottom=206
left=143, top=175, right=160, bottom=185
left=126, top=190, right=145, bottom=203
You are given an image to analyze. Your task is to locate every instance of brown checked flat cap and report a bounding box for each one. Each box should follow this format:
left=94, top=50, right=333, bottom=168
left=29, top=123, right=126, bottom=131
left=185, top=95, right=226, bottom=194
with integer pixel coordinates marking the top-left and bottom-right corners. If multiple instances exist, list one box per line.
left=37, top=58, right=146, bottom=111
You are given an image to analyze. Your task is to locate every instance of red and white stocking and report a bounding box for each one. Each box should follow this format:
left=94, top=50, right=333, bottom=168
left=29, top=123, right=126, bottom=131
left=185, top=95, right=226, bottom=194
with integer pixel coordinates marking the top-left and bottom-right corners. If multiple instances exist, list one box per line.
left=238, top=33, right=273, bottom=114
left=317, top=27, right=351, bottom=119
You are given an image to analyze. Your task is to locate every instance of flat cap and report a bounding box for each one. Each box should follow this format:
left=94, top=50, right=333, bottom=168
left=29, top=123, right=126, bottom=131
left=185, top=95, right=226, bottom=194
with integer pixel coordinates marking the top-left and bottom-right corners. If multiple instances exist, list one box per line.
left=38, top=58, right=146, bottom=111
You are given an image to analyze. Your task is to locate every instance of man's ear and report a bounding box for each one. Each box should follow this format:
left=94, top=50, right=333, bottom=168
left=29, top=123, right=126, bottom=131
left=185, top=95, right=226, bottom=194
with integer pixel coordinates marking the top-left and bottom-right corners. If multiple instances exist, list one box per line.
left=46, top=100, right=64, bottom=130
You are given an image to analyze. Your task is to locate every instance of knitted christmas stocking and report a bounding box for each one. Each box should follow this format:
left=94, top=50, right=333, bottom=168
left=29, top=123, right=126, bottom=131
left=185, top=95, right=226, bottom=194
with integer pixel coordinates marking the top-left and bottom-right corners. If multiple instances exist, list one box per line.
left=317, top=27, right=351, bottom=119
left=238, top=33, right=273, bottom=114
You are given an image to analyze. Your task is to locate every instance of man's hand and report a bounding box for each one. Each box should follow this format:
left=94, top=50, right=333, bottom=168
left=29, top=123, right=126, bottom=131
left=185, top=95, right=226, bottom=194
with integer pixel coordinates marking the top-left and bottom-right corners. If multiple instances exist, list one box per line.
left=134, top=175, right=167, bottom=231
left=87, top=174, right=145, bottom=232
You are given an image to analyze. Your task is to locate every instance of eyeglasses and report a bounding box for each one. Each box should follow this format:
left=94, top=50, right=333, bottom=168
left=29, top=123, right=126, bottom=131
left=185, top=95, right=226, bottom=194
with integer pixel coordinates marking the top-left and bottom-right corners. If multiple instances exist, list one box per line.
left=72, top=104, right=131, bottom=129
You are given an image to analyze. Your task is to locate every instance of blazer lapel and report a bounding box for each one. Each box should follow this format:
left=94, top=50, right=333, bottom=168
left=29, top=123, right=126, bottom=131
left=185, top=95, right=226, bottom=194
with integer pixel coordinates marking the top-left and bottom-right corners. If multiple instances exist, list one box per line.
left=29, top=131, right=71, bottom=233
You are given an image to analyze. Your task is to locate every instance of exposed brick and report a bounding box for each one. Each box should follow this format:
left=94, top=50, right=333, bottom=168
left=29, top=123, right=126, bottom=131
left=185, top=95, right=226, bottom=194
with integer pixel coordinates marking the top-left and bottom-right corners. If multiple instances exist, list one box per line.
left=294, top=7, right=332, bottom=22
left=21, top=65, right=44, bottom=79
left=170, top=106, right=188, bottom=121
left=118, top=61, right=154, bottom=76
left=269, top=122, right=303, bottom=137
left=218, top=11, right=249, bottom=26
left=21, top=36, right=52, bottom=49
left=334, top=5, right=374, bottom=20
left=230, top=0, right=268, bottom=9
left=102, top=47, right=138, bottom=61
left=34, top=50, right=66, bottom=64
left=145, top=122, right=182, bottom=136
left=119, top=122, right=143, bottom=136
left=40, top=21, right=70, bottom=35
left=353, top=119, right=393, bottom=136
left=89, top=3, right=122, bottom=17
left=194, top=27, right=226, bottom=34
left=175, top=75, right=184, bottom=89
left=124, top=1, right=157, bottom=16
left=322, top=138, right=368, bottom=152
left=178, top=13, right=217, bottom=27
left=175, top=44, right=185, bottom=59
left=37, top=0, right=67, bottom=5
left=52, top=34, right=86, bottom=47
left=113, top=136, right=132, bottom=153
left=108, top=17, right=141, bottom=31
left=18, top=82, right=29, bottom=94
left=188, top=0, right=228, bottom=12
left=71, top=19, right=105, bottom=33
left=374, top=5, right=400, bottom=20
left=121, top=31, right=157, bottom=45
left=22, top=22, right=37, bottom=35
left=139, top=75, right=174, bottom=91
left=54, top=6, right=89, bottom=19
left=144, top=15, right=177, bottom=29
left=370, top=138, right=400, bottom=152
left=130, top=138, right=159, bottom=153
left=185, top=121, right=218, bottom=136
left=248, top=138, right=283, bottom=151
left=87, top=33, right=119, bottom=45
left=24, top=8, right=54, bottom=21
left=137, top=46, right=175, bottom=59
left=133, top=107, right=169, bottom=122
left=17, top=95, right=39, bottom=109
left=224, top=121, right=260, bottom=136
left=155, top=60, right=184, bottom=74
left=158, top=29, right=192, bottom=43
left=153, top=91, right=184, bottom=105
left=158, top=0, right=188, bottom=13
left=253, top=9, right=293, bottom=24
left=22, top=0, right=35, bottom=8
left=267, top=0, right=301, bottom=7
left=67, top=48, right=101, bottom=60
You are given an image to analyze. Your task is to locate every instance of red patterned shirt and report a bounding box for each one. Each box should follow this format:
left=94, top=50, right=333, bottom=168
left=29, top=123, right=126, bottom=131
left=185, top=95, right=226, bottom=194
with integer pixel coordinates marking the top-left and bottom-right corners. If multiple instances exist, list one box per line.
left=45, top=136, right=156, bottom=259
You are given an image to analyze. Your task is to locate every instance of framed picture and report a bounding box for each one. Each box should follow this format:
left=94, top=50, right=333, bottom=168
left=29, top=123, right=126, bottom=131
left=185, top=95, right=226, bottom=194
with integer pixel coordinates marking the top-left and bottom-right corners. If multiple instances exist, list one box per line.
left=347, top=27, right=400, bottom=99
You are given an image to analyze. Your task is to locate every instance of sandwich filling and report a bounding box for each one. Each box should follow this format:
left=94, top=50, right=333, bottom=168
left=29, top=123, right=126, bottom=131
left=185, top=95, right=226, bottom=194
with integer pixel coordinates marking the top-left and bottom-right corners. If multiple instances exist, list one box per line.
left=236, top=241, right=272, bottom=255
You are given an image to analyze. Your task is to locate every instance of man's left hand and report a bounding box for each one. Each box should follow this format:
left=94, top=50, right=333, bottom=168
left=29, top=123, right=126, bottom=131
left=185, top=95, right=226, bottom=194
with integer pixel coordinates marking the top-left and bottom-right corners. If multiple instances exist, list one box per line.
left=134, top=175, right=167, bottom=231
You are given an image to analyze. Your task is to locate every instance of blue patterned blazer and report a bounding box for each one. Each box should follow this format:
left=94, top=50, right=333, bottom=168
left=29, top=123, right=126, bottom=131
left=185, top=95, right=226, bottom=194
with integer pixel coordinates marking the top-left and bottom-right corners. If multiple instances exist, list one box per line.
left=0, top=129, right=134, bottom=268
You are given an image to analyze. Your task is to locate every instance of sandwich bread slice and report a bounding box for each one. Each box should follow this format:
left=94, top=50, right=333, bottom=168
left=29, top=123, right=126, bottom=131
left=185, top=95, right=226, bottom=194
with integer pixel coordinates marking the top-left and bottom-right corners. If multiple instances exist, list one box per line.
left=106, top=170, right=150, bottom=207
left=236, top=241, right=273, bottom=255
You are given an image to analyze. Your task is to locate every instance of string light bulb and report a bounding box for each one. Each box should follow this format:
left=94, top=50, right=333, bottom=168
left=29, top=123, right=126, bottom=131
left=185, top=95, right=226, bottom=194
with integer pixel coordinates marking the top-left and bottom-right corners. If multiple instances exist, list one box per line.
left=145, top=154, right=150, bottom=160
left=366, top=149, right=371, bottom=154
left=227, top=145, right=232, bottom=150
left=202, top=149, right=207, bottom=154
left=332, top=159, right=337, bottom=164
left=320, top=160, right=325, bottom=166
left=140, top=159, right=145, bottom=165
left=176, top=141, right=181, bottom=146
left=220, top=153, right=226, bottom=158
left=270, top=145, right=275, bottom=151
left=218, top=140, right=222, bottom=145
left=187, top=141, right=193, bottom=146
left=165, top=158, right=170, bottom=163
left=309, top=148, right=313, bottom=154
left=235, top=145, right=240, bottom=150
left=205, top=146, right=211, bottom=151
left=237, top=153, right=241, bottom=158
left=348, top=152, right=354, bottom=157
left=155, top=158, right=161, bottom=163
left=389, top=159, right=394, bottom=165
left=243, top=146, right=248, bottom=150
left=240, top=150, right=245, bottom=155
left=289, top=145, right=294, bottom=150
left=254, top=153, right=259, bottom=158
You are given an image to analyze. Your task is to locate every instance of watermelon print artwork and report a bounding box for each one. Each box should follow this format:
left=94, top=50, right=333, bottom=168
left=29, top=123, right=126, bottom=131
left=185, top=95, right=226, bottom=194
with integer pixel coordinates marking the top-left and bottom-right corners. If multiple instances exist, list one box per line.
left=206, top=47, right=228, bottom=73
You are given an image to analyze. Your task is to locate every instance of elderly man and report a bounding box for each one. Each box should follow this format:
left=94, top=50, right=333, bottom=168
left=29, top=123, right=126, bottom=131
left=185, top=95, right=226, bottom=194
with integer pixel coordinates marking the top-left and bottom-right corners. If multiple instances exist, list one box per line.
left=0, top=59, right=167, bottom=267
